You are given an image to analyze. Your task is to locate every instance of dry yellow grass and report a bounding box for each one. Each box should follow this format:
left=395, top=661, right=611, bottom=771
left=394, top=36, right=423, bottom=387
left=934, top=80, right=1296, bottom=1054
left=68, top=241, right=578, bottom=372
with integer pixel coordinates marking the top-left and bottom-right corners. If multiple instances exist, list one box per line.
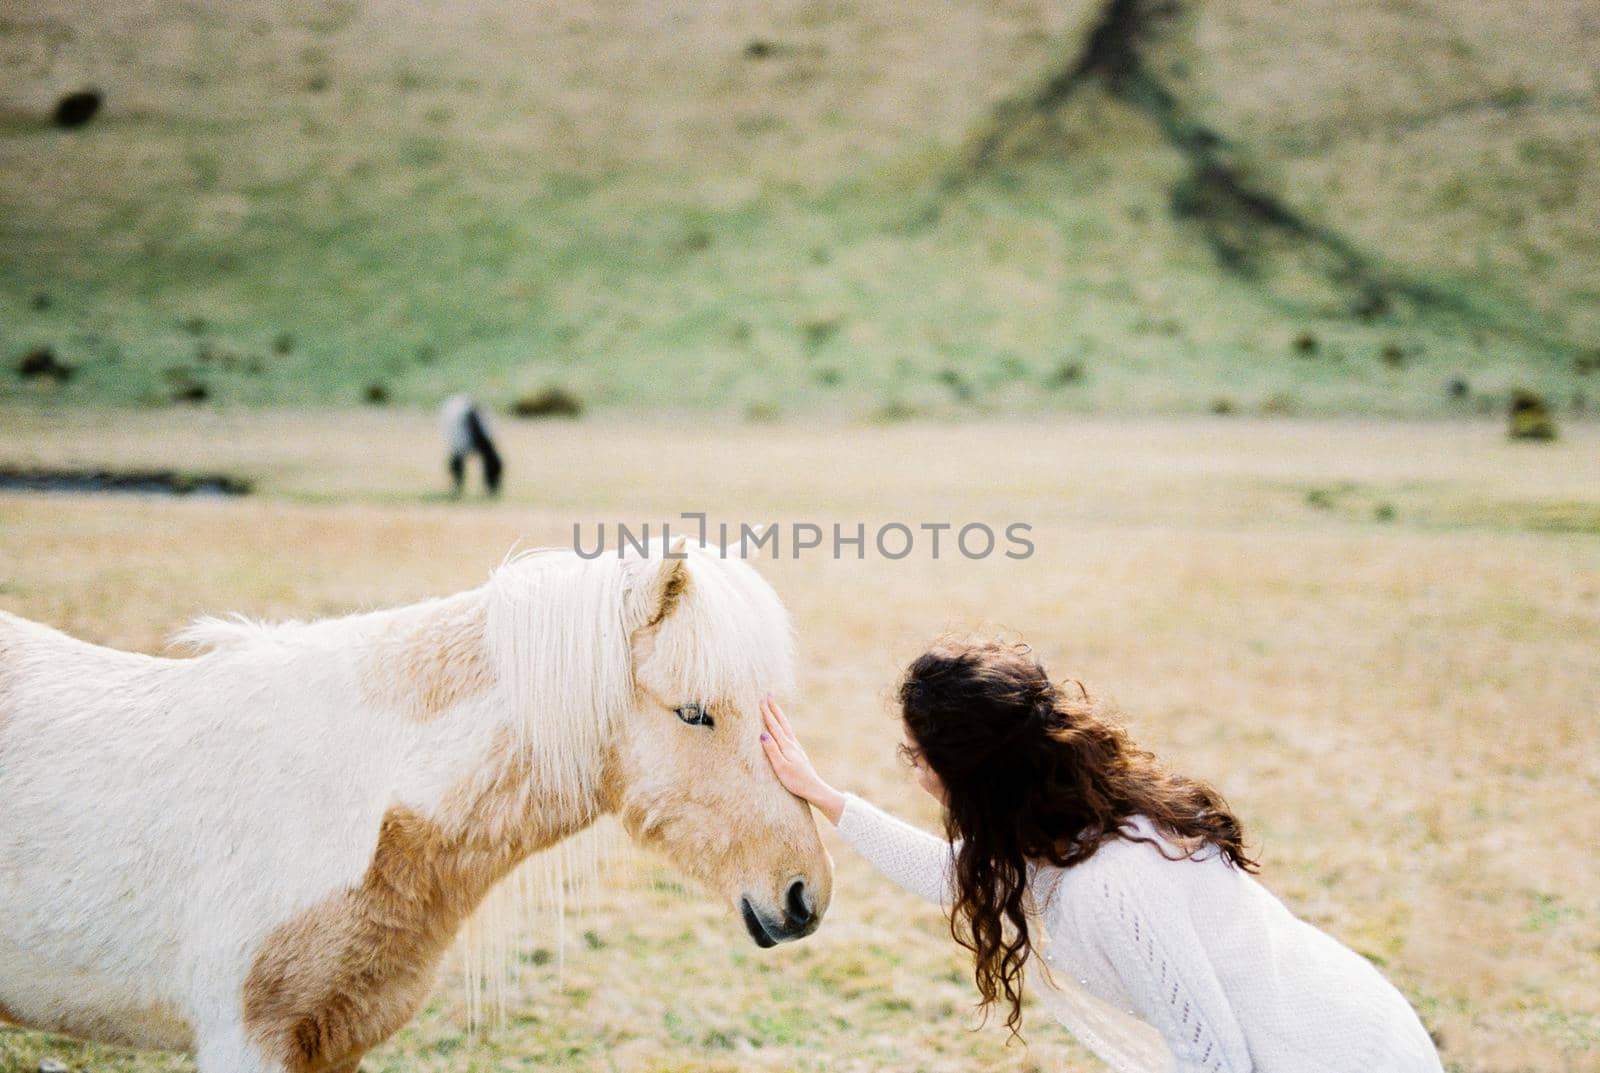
left=1, top=409, right=1597, bottom=1073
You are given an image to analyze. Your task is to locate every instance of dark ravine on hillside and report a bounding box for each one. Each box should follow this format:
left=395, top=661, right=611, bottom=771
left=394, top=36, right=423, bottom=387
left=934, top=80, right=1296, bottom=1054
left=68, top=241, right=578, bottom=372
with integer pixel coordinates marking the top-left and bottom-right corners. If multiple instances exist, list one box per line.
left=934, top=0, right=1577, bottom=356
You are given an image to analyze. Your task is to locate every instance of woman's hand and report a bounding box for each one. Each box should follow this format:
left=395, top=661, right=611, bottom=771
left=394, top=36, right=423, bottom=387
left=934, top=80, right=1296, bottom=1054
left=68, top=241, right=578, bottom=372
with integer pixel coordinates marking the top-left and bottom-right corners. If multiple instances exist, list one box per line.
left=760, top=697, right=846, bottom=825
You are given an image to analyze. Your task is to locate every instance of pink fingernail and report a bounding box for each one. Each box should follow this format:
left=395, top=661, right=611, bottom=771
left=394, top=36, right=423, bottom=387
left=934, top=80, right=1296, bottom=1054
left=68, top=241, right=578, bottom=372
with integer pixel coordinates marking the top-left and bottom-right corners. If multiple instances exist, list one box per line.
left=760, top=732, right=770, bottom=741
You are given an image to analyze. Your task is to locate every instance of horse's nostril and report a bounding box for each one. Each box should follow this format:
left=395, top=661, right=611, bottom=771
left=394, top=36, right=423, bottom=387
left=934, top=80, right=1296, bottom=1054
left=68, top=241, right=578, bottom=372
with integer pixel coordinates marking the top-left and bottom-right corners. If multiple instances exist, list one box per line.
left=786, top=879, right=812, bottom=924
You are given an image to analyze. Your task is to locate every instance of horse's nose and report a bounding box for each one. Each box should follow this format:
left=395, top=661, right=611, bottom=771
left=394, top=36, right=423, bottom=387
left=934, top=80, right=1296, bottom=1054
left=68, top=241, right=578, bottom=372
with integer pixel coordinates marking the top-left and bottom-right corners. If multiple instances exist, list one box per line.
left=738, top=876, right=826, bottom=947
left=785, top=877, right=818, bottom=933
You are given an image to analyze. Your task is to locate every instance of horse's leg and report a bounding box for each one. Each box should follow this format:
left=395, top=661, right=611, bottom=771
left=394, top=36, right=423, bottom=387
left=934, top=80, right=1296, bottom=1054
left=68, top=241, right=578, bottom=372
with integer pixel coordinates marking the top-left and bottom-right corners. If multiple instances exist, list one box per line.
left=194, top=1023, right=285, bottom=1073
left=448, top=452, right=465, bottom=496
left=479, top=440, right=503, bottom=496
left=196, top=1024, right=366, bottom=1073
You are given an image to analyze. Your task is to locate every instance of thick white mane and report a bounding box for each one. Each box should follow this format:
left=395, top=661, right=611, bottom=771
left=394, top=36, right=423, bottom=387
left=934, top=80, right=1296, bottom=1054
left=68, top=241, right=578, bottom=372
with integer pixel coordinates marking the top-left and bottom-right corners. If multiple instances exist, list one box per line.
left=483, top=541, right=795, bottom=814
left=484, top=549, right=633, bottom=818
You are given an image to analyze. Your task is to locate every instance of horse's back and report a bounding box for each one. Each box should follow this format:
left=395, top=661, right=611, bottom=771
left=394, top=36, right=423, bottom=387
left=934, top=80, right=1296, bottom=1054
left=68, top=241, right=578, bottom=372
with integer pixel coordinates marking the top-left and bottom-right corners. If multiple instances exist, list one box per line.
left=0, top=609, right=178, bottom=758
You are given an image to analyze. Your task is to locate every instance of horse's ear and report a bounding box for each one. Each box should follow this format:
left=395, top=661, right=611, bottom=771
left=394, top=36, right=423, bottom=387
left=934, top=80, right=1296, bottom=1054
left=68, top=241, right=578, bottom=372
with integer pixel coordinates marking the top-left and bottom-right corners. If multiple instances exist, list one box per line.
left=628, top=535, right=691, bottom=629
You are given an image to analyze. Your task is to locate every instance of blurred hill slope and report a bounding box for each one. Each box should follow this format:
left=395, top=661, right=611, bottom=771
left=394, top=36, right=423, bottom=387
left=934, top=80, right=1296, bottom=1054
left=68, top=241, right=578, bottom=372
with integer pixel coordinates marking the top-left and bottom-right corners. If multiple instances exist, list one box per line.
left=1, top=0, right=1595, bottom=413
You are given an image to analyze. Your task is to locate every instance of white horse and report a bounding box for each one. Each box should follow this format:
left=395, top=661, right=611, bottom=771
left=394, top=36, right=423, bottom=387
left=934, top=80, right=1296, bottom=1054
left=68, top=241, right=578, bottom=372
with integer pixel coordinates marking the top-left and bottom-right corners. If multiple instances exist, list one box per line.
left=0, top=538, right=829, bottom=1072
left=439, top=395, right=503, bottom=496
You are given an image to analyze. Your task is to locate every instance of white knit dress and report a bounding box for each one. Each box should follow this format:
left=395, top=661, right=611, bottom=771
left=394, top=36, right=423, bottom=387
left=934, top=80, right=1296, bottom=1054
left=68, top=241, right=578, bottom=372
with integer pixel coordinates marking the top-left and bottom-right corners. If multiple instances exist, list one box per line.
left=835, top=795, right=1443, bottom=1073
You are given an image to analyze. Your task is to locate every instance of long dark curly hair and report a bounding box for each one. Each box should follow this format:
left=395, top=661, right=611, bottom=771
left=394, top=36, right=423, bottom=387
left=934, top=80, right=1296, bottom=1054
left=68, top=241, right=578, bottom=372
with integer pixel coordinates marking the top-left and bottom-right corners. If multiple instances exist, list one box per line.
left=897, top=636, right=1257, bottom=1038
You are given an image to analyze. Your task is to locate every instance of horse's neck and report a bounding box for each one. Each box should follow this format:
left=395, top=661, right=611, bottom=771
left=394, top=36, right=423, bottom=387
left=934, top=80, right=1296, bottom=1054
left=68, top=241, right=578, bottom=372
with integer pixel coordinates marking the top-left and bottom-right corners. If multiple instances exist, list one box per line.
left=354, top=588, right=497, bottom=723
left=356, top=586, right=609, bottom=867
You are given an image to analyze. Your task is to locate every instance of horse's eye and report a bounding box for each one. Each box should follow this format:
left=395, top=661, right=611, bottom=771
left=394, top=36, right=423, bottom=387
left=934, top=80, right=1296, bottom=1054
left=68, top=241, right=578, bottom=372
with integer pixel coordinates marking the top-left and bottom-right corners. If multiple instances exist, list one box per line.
left=675, top=703, right=714, bottom=728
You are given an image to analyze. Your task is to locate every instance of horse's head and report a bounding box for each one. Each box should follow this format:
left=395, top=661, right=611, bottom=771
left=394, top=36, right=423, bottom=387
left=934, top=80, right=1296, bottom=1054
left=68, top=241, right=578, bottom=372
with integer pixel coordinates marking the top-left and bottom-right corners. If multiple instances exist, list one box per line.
left=605, top=538, right=831, bottom=947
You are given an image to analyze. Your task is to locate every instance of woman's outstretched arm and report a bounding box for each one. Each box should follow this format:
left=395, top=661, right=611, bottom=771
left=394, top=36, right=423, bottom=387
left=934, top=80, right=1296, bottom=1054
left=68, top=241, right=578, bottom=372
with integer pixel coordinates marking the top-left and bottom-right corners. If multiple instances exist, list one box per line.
left=761, top=698, right=957, bottom=907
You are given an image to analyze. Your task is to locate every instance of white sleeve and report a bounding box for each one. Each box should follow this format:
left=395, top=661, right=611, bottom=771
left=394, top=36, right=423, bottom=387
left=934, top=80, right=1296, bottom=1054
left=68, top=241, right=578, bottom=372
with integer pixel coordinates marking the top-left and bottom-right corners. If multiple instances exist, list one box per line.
left=1076, top=854, right=1253, bottom=1073
left=833, top=793, right=958, bottom=909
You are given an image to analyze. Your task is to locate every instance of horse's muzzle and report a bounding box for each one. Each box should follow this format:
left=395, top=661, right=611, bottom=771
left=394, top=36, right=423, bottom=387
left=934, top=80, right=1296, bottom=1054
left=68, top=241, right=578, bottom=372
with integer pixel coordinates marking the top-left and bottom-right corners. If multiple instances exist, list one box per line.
left=739, top=878, right=822, bottom=947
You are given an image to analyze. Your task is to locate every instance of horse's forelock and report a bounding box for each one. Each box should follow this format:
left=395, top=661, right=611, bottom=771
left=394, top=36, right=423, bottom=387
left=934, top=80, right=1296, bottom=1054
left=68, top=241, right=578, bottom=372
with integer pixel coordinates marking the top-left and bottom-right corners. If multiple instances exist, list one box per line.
left=647, top=548, right=797, bottom=707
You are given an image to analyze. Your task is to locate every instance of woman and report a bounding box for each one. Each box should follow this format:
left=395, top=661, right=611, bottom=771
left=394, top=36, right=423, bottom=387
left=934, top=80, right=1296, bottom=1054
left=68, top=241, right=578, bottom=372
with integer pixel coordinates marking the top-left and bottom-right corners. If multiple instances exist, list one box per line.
left=760, top=637, right=1442, bottom=1073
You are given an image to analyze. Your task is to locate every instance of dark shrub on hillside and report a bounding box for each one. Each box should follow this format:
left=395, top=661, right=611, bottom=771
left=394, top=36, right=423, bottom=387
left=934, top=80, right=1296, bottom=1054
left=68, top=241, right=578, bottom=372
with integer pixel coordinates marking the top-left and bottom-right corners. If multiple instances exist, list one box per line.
left=1046, top=360, right=1085, bottom=387
left=937, top=368, right=973, bottom=401
left=17, top=347, right=73, bottom=382
left=872, top=399, right=919, bottom=423
left=1508, top=390, right=1557, bottom=441
left=1260, top=392, right=1297, bottom=415
left=511, top=387, right=584, bottom=418
left=802, top=318, right=840, bottom=350
left=363, top=382, right=390, bottom=405
left=164, top=367, right=209, bottom=404
left=53, top=90, right=102, bottom=129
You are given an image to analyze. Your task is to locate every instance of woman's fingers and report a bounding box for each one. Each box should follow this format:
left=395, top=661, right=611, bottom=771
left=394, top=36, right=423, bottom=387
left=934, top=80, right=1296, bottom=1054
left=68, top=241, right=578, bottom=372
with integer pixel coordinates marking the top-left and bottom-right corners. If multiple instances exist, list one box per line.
left=761, top=706, right=796, bottom=769
left=762, top=734, right=810, bottom=799
left=760, top=701, right=840, bottom=814
left=767, top=697, right=801, bottom=752
left=760, top=729, right=792, bottom=778
left=761, top=697, right=788, bottom=748
left=761, top=701, right=785, bottom=750
left=771, top=697, right=796, bottom=740
left=761, top=697, right=814, bottom=792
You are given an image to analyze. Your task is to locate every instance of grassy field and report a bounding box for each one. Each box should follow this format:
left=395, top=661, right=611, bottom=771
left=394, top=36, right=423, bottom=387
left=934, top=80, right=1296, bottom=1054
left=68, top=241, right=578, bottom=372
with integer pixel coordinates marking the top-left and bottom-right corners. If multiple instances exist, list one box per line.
left=1, top=409, right=1597, bottom=1073
left=3, top=0, right=1598, bottom=415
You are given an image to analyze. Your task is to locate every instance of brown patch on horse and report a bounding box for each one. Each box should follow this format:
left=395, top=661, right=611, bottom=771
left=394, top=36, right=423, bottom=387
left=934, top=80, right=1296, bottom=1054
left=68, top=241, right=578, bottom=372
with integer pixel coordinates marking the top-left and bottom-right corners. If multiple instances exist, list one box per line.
left=242, top=733, right=593, bottom=1073
left=361, top=593, right=493, bottom=722
left=242, top=806, right=512, bottom=1072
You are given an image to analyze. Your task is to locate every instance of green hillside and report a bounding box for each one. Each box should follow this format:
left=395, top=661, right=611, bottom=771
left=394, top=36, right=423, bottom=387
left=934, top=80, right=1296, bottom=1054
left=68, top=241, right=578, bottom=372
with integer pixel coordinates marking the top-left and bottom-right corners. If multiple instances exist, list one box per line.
left=2, top=0, right=1596, bottom=415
